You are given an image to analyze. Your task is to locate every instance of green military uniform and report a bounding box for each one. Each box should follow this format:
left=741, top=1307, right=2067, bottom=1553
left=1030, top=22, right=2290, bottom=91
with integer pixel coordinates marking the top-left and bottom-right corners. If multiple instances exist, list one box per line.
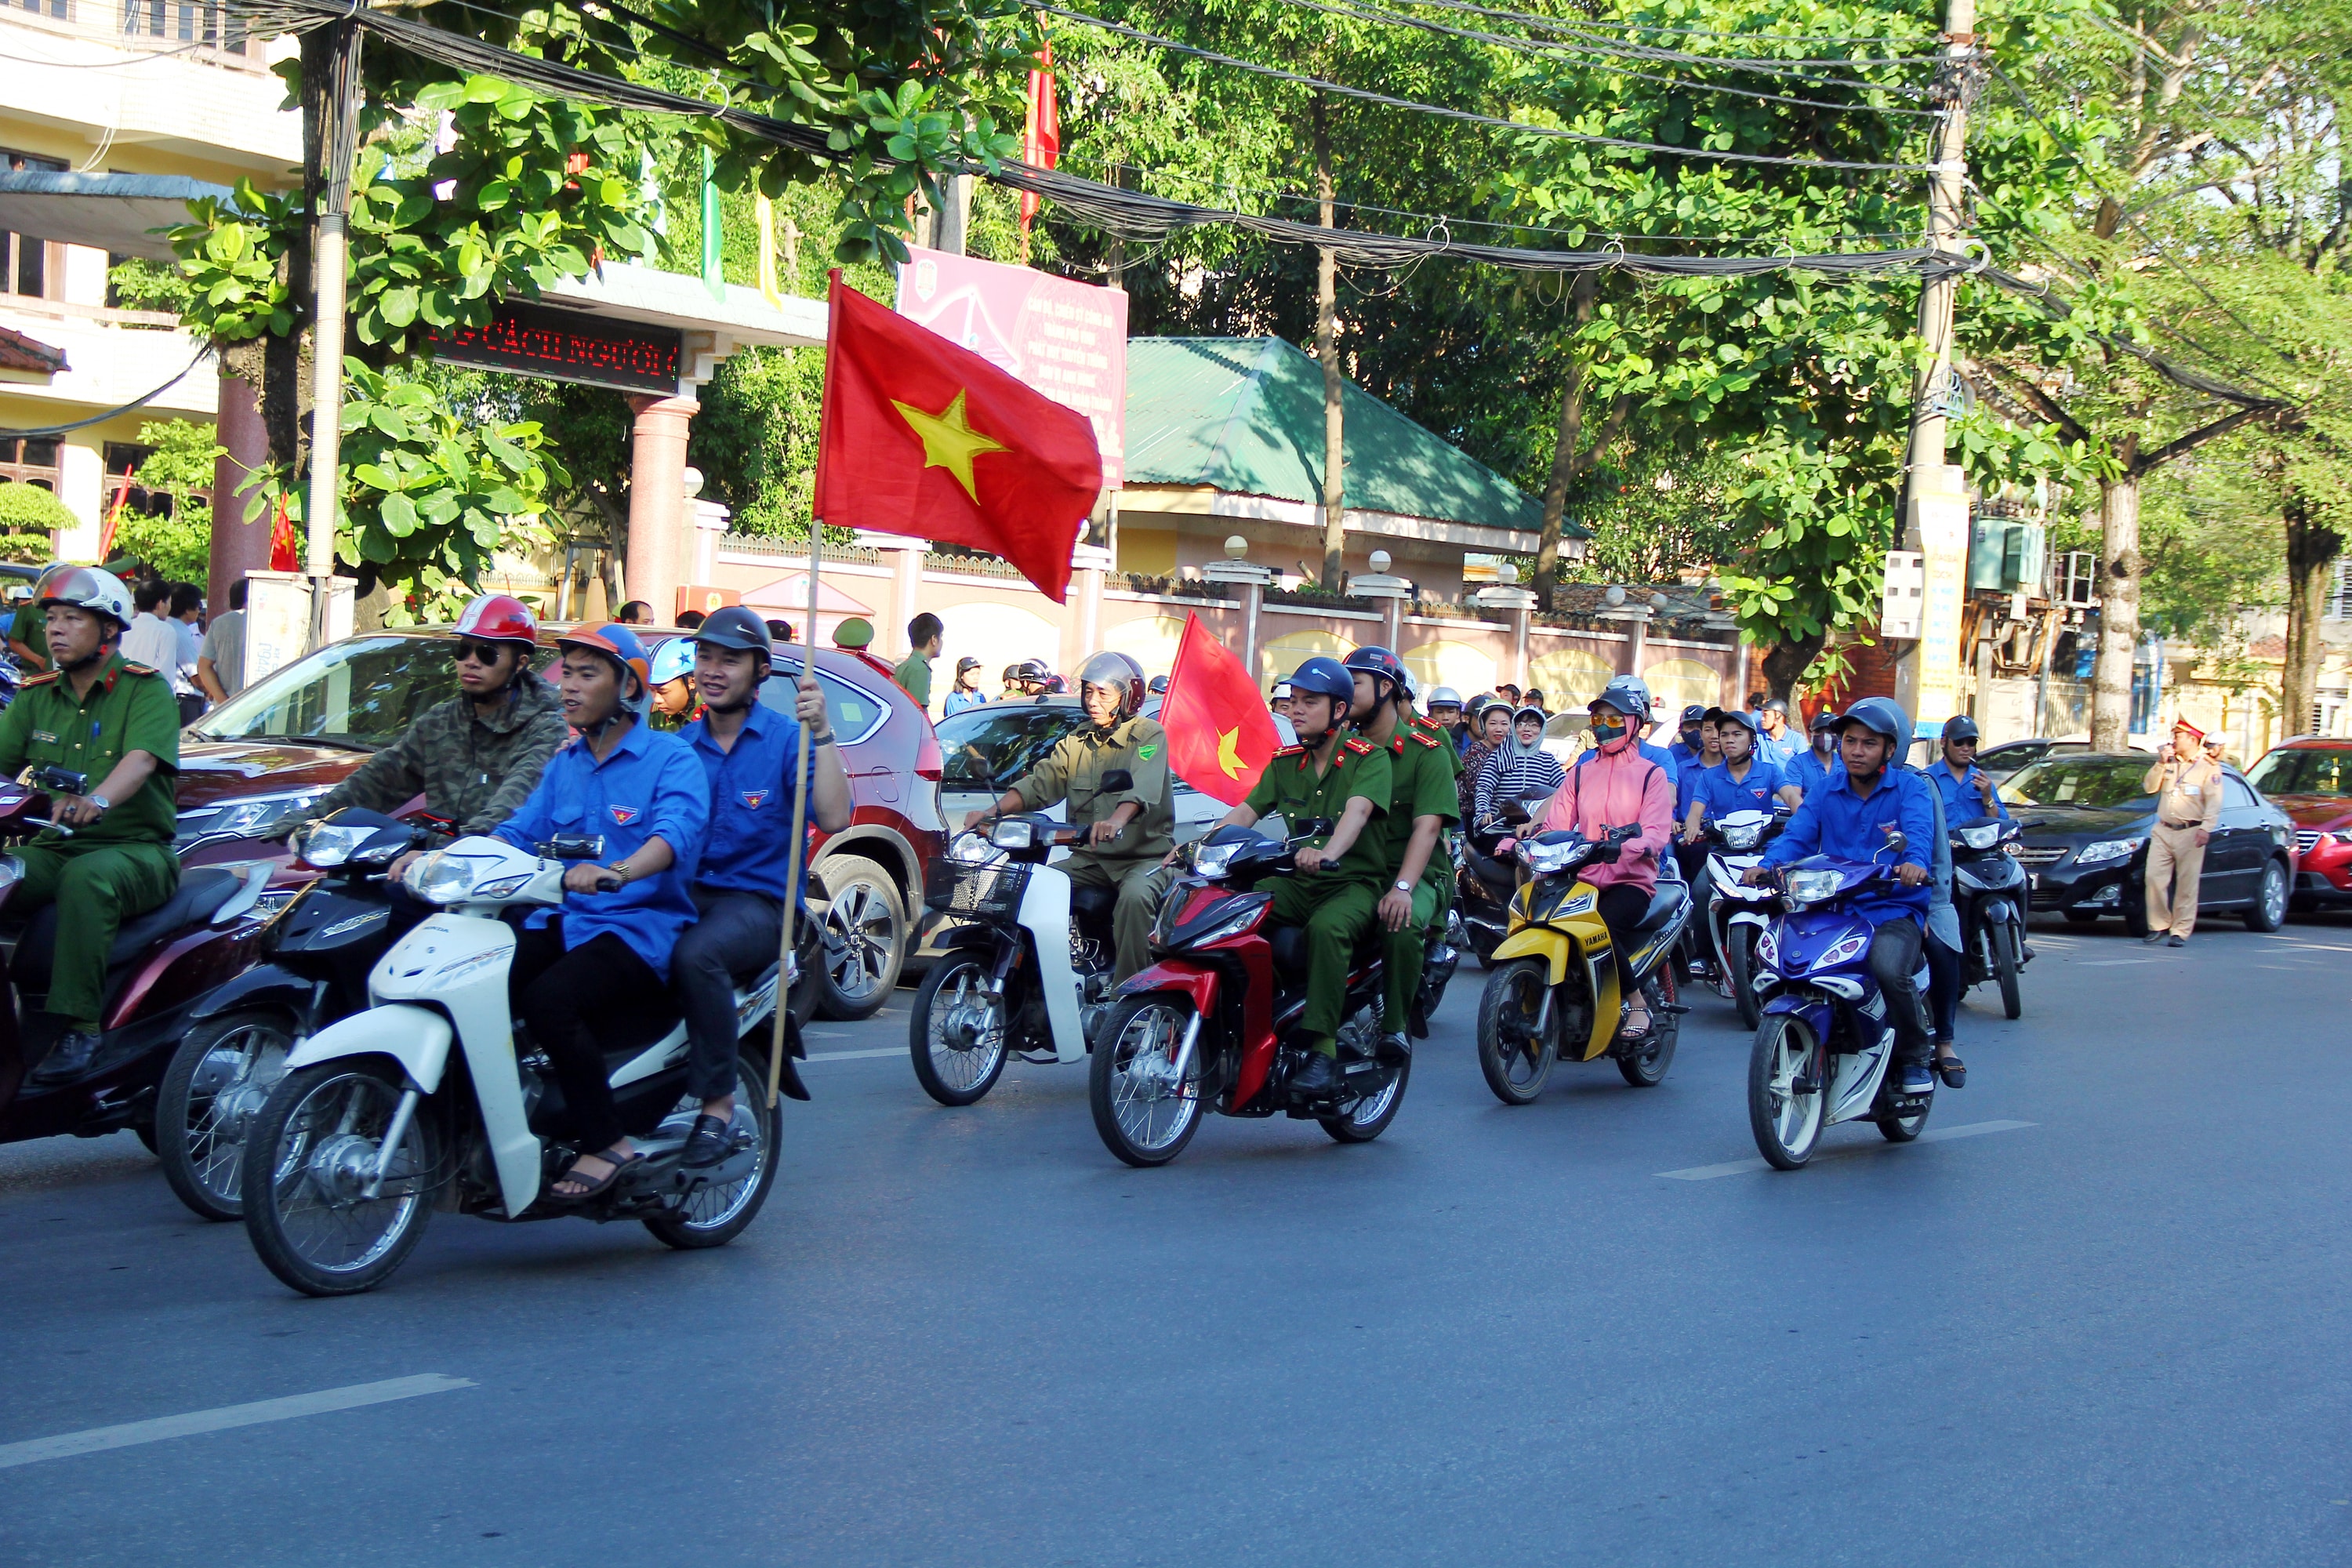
left=894, top=651, right=934, bottom=714
left=8, top=601, right=49, bottom=673
left=1374, top=717, right=1462, bottom=1033
left=1007, top=713, right=1177, bottom=982
left=0, top=654, right=181, bottom=1028
left=1242, top=735, right=1392, bottom=1051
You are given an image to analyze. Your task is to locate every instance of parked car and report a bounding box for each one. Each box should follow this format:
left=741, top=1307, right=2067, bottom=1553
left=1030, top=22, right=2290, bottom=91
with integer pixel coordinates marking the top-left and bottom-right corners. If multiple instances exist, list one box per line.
left=2244, top=738, right=2352, bottom=913
left=2000, top=752, right=2296, bottom=933
left=1975, top=737, right=2149, bottom=782
left=176, top=626, right=943, bottom=1020
left=934, top=695, right=1227, bottom=844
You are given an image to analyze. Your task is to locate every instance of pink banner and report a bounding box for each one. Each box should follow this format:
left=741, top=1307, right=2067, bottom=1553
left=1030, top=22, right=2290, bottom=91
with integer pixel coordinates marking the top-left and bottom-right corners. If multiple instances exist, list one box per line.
left=895, top=245, right=1127, bottom=487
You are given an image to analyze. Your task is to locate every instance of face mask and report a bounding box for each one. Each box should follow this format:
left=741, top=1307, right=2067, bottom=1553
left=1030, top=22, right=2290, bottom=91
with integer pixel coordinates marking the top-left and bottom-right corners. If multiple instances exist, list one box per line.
left=1589, top=717, right=1628, bottom=745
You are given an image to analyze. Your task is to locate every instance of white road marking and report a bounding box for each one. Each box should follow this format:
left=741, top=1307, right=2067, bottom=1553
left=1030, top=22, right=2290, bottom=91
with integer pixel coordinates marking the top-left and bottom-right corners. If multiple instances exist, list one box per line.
left=2078, top=958, right=2161, bottom=966
left=1658, top=1120, right=2038, bottom=1181
left=804, top=1047, right=902, bottom=1062
left=0, top=1374, right=473, bottom=1471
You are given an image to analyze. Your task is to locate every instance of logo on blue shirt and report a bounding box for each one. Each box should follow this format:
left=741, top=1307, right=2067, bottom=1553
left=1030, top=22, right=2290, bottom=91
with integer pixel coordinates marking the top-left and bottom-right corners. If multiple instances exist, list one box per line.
left=741, top=789, right=771, bottom=809
left=609, top=804, right=639, bottom=826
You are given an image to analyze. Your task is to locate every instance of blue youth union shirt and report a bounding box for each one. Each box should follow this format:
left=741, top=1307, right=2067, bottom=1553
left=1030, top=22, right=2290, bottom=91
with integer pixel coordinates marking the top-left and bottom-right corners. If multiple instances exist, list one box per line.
left=1689, top=757, right=1788, bottom=822
left=1755, top=731, right=1798, bottom=768
left=494, top=720, right=710, bottom=981
left=1924, top=758, right=2012, bottom=824
left=681, top=699, right=822, bottom=909
left=1758, top=764, right=1936, bottom=926
left=1784, top=746, right=1843, bottom=796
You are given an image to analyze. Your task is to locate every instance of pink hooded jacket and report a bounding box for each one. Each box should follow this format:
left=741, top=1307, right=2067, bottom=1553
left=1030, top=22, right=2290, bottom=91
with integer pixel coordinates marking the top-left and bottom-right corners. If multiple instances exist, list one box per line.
left=1540, top=739, right=1675, bottom=892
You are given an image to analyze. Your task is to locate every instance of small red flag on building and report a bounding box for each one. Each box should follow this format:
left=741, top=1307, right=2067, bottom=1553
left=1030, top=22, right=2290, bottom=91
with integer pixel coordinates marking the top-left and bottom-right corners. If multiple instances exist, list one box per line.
left=1019, top=38, right=1060, bottom=238
left=814, top=274, right=1100, bottom=603
left=1160, top=612, right=1281, bottom=806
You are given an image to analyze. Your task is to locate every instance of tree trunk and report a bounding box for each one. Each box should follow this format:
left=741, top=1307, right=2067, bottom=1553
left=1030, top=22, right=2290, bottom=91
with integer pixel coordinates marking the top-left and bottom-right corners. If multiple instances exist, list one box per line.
left=1761, top=633, right=1825, bottom=706
left=2283, top=489, right=2343, bottom=738
left=1312, top=96, right=1345, bottom=593
left=2090, top=472, right=2143, bottom=749
left=1534, top=272, right=1598, bottom=612
left=261, top=27, right=337, bottom=474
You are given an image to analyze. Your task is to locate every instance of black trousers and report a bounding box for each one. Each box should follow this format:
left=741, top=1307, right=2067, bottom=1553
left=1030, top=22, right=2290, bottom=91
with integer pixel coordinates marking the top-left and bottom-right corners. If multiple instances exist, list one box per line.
left=1865, top=916, right=1929, bottom=1064
left=1926, top=929, right=1963, bottom=1042
left=1595, top=883, right=1651, bottom=990
left=509, top=923, right=662, bottom=1153
left=674, top=886, right=783, bottom=1102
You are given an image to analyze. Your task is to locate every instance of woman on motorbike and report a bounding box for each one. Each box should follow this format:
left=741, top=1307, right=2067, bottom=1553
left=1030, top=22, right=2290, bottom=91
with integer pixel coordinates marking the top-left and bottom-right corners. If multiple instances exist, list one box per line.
left=1474, top=705, right=1563, bottom=828
left=1538, top=681, right=1675, bottom=1038
left=1460, top=700, right=1511, bottom=822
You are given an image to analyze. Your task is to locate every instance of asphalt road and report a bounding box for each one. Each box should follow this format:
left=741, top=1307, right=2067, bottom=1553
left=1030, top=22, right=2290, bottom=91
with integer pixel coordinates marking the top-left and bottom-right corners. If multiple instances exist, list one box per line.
left=4, top=910, right=2350, bottom=1567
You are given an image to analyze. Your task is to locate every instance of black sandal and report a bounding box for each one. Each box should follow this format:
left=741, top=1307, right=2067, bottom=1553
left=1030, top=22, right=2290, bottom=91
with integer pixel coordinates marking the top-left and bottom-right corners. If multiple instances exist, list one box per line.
left=1935, top=1054, right=1967, bottom=1089
left=548, top=1147, right=641, bottom=1203
left=1620, top=1004, right=1653, bottom=1042
left=681, top=1113, right=736, bottom=1169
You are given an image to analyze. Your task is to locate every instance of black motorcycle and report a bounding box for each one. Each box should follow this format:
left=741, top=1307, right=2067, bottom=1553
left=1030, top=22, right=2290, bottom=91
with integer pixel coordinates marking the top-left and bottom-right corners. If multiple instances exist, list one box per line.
left=1454, top=797, right=1550, bottom=965
left=1950, top=814, right=2029, bottom=1020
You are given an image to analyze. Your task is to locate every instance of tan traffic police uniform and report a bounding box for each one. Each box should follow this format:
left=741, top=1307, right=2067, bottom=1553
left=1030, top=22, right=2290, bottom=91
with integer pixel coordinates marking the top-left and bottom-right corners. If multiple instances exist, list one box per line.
left=2143, top=751, right=2223, bottom=938
left=1005, top=714, right=1175, bottom=982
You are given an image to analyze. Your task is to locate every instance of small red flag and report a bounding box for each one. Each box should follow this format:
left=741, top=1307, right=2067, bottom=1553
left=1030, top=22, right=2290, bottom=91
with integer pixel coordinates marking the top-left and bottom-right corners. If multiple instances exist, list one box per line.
left=1020, top=39, right=1060, bottom=236
left=815, top=274, right=1100, bottom=603
left=1160, top=612, right=1282, bottom=807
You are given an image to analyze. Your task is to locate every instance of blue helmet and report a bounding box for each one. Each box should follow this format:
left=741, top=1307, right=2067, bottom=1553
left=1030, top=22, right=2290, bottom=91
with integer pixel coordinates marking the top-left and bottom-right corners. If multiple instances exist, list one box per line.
left=1341, top=645, right=1408, bottom=709
left=1838, top=696, right=1910, bottom=745
left=648, top=634, right=698, bottom=689
left=1287, top=655, right=1355, bottom=713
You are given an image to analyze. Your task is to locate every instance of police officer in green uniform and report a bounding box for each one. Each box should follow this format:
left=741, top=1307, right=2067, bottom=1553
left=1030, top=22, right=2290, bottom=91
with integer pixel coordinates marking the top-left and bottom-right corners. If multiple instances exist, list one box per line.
left=963, top=650, right=1175, bottom=982
left=1, top=565, right=181, bottom=1084
left=1203, top=655, right=1390, bottom=1098
left=1341, top=649, right=1460, bottom=1052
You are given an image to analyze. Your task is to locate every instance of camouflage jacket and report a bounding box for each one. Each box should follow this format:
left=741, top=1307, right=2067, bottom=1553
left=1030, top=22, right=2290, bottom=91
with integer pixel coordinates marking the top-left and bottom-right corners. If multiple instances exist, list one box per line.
left=310, top=677, right=568, bottom=837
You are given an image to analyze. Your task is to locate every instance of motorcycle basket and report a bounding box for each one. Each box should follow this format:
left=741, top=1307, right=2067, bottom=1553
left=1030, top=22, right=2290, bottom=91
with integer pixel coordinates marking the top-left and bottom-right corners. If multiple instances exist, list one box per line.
left=931, top=858, right=1033, bottom=924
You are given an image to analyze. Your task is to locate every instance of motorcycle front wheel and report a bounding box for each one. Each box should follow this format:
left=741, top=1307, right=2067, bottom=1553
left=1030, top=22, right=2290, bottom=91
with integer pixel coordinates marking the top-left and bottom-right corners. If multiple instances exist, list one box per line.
left=1089, top=994, right=1202, bottom=1167
left=909, top=953, right=1008, bottom=1106
left=243, top=1061, right=437, bottom=1297
left=644, top=1050, right=782, bottom=1250
left=1475, top=958, right=1555, bottom=1105
left=158, top=1008, right=295, bottom=1221
left=1993, top=920, right=2023, bottom=1020
left=1726, top=924, right=1762, bottom=1032
left=1748, top=1014, right=1824, bottom=1170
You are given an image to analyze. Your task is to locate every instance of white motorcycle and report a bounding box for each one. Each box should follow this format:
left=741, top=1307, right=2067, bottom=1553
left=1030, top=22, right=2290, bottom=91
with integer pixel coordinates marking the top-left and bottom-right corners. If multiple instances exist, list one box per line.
left=909, top=815, right=1116, bottom=1105
left=1698, top=807, right=1788, bottom=1029
left=240, top=829, right=786, bottom=1297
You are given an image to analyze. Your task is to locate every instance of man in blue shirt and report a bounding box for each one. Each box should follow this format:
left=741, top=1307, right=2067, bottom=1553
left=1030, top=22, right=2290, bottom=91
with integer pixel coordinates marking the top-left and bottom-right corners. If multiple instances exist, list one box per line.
left=1921, top=713, right=2009, bottom=826
left=1749, top=697, right=1940, bottom=1095
left=1667, top=704, right=1708, bottom=775
left=1677, top=709, right=1801, bottom=842
left=1755, top=697, right=1799, bottom=767
left=1784, top=707, right=1843, bottom=798
left=671, top=608, right=851, bottom=1166
left=496, top=622, right=710, bottom=1201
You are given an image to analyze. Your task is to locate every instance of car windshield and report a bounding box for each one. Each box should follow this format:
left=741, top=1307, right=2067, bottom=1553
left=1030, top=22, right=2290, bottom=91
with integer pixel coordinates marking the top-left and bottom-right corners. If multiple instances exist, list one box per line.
left=1999, top=756, right=2158, bottom=811
left=191, top=636, right=556, bottom=748
left=935, top=705, right=1079, bottom=790
left=2246, top=748, right=2352, bottom=797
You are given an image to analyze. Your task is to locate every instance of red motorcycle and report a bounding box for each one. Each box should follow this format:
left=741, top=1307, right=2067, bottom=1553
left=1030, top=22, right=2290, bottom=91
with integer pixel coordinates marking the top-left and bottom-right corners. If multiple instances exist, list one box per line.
left=0, top=767, right=299, bottom=1152
left=1087, top=822, right=1410, bottom=1166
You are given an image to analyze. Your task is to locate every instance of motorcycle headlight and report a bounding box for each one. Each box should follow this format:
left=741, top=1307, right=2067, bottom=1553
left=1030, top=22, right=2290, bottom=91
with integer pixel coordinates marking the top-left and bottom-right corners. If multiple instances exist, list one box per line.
left=1722, top=824, right=1760, bottom=851
left=1783, top=868, right=1846, bottom=906
left=295, top=820, right=373, bottom=868
left=989, top=819, right=1037, bottom=851
left=2075, top=836, right=2144, bottom=867
left=402, top=850, right=479, bottom=905
left=1192, top=839, right=1243, bottom=880
left=950, top=832, right=998, bottom=866
left=1958, top=822, right=2002, bottom=851
left=1521, top=837, right=1592, bottom=877
left=1813, top=931, right=1870, bottom=969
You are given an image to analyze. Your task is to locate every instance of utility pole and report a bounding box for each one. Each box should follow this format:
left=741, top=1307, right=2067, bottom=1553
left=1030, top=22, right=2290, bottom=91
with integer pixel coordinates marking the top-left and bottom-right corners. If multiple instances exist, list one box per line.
left=302, top=15, right=364, bottom=652
left=1312, top=95, right=1345, bottom=593
left=1891, top=0, right=1978, bottom=731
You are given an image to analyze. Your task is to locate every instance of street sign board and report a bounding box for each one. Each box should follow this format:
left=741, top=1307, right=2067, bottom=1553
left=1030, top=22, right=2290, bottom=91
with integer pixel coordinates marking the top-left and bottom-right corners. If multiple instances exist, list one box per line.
left=435, top=301, right=683, bottom=394
left=895, top=246, right=1128, bottom=485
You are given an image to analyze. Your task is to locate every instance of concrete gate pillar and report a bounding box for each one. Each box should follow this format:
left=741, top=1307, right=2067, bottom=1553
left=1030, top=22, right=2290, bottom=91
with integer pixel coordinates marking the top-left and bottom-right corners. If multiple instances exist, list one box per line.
left=625, top=393, right=699, bottom=622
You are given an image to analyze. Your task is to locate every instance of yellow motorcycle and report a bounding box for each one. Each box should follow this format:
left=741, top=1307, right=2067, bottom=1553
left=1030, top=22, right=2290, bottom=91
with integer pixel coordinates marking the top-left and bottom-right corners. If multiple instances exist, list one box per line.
left=1473, top=825, right=1693, bottom=1105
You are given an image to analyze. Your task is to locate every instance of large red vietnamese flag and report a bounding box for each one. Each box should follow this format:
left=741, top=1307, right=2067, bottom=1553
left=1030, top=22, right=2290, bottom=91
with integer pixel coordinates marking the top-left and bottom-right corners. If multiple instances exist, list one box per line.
left=1160, top=612, right=1282, bottom=807
left=814, top=272, right=1101, bottom=602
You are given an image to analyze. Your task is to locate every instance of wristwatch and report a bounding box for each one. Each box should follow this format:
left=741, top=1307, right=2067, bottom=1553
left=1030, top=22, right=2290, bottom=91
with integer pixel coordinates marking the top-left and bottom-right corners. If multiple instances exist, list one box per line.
left=1393, top=879, right=1412, bottom=895
left=86, top=793, right=111, bottom=813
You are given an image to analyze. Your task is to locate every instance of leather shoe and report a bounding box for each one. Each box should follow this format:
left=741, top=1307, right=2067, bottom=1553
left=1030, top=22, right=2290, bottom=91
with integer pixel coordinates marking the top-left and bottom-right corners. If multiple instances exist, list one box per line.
left=1289, top=1051, right=1339, bottom=1098
left=2166, top=934, right=2186, bottom=948
left=31, top=1029, right=101, bottom=1087
left=2141, top=931, right=2166, bottom=945
left=681, top=1112, right=738, bottom=1168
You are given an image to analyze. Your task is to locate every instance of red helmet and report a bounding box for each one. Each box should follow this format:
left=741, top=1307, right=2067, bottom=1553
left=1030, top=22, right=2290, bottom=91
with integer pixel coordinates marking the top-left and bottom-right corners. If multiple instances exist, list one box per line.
left=452, top=593, right=538, bottom=648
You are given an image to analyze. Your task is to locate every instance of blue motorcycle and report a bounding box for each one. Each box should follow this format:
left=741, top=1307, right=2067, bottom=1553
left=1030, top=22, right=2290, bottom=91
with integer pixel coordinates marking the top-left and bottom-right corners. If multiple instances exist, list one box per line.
left=1745, top=851, right=1935, bottom=1169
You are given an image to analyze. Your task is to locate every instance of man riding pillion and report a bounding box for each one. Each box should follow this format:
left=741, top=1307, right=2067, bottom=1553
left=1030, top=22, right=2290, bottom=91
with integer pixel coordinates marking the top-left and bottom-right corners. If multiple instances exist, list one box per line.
left=1746, top=696, right=1940, bottom=1097
left=304, top=594, right=568, bottom=843
left=492, top=622, right=710, bottom=1203
left=1784, top=706, right=1843, bottom=798
left=0, top=565, right=181, bottom=1085
left=963, top=650, right=1175, bottom=984
left=1199, top=656, right=1392, bottom=1098
left=673, top=607, right=851, bottom=1166
left=1922, top=714, right=2009, bottom=826
left=1342, top=648, right=1458, bottom=1055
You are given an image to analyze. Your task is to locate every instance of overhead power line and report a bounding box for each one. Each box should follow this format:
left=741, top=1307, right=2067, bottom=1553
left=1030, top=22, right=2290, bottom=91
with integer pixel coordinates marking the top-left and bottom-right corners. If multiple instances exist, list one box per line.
left=1381, top=0, right=1929, bottom=48
left=1375, top=0, right=1944, bottom=75
left=1029, top=3, right=1947, bottom=172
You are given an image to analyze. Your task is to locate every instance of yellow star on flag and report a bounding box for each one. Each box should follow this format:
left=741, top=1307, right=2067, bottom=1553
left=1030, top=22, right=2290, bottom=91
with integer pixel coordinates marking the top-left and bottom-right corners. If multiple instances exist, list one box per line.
left=1217, top=726, right=1244, bottom=779
left=891, top=389, right=1007, bottom=503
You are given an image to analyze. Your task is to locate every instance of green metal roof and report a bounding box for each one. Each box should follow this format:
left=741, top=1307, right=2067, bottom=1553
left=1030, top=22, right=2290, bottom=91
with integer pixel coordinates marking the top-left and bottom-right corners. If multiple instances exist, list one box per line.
left=1121, top=337, right=1569, bottom=537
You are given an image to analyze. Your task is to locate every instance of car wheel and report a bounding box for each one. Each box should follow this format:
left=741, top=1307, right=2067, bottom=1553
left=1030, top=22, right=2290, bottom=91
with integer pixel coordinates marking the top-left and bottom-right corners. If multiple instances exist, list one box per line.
left=814, top=858, right=907, bottom=1021
left=2244, top=858, right=2288, bottom=932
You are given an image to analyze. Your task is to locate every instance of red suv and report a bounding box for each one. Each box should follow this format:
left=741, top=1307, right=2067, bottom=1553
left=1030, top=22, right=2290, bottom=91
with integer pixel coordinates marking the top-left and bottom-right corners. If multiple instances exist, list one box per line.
left=2245, top=739, right=2352, bottom=914
left=173, top=627, right=942, bottom=1018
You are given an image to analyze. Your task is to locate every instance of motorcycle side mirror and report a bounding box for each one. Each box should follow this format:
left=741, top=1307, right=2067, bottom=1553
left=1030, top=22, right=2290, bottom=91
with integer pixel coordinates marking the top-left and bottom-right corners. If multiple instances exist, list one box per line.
left=1773, top=804, right=1795, bottom=819
left=539, top=834, right=607, bottom=860
left=1883, top=831, right=1907, bottom=853
left=1099, top=768, right=1134, bottom=791
left=1294, top=817, right=1335, bottom=840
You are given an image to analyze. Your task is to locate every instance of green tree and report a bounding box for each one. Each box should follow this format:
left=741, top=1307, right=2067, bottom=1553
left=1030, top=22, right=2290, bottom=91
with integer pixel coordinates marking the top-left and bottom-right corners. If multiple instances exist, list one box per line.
left=0, top=483, right=71, bottom=564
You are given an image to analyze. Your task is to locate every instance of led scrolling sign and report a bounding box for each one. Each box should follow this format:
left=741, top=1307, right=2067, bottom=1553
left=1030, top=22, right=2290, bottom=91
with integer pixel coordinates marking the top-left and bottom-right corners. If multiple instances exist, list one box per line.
left=434, top=301, right=682, bottom=394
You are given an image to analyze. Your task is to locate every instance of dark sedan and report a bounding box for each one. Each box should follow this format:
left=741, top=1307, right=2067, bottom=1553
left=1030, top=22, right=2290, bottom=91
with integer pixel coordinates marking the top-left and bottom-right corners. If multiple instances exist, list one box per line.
left=2000, top=753, right=2296, bottom=933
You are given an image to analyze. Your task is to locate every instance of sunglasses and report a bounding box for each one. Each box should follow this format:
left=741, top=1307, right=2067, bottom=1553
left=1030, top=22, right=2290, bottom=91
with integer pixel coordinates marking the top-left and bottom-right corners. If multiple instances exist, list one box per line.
left=452, top=640, right=510, bottom=666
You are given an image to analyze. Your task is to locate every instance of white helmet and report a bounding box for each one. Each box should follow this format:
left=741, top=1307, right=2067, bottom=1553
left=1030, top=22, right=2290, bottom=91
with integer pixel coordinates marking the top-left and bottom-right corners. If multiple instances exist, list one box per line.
left=34, top=564, right=133, bottom=633
left=1427, top=685, right=1462, bottom=709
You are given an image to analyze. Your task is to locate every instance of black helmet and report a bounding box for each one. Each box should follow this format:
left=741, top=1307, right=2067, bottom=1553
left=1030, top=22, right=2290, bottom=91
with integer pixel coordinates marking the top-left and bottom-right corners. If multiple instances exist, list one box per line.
left=1761, top=696, right=1791, bottom=717
left=1715, top=706, right=1761, bottom=737
left=1809, top=706, right=1841, bottom=731
left=688, top=604, right=773, bottom=659
left=1148, top=674, right=1168, bottom=695
left=1342, top=645, right=1408, bottom=710
left=1941, top=713, right=1980, bottom=744
left=1679, top=703, right=1707, bottom=725
left=1838, top=696, right=1910, bottom=745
